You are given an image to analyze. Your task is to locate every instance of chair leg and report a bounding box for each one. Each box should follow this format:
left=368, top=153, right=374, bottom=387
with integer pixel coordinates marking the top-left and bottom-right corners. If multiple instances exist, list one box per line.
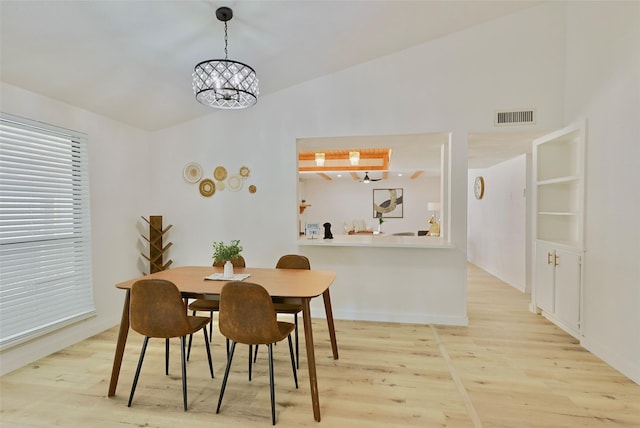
left=294, top=313, right=299, bottom=369
left=268, top=343, right=276, bottom=425
left=287, top=334, right=298, bottom=389
left=203, top=328, right=214, bottom=378
left=128, top=336, right=149, bottom=407
left=254, top=342, right=259, bottom=363
left=187, top=310, right=196, bottom=361
left=209, top=310, right=214, bottom=342
left=216, top=340, right=237, bottom=414
left=165, top=338, right=170, bottom=375
left=180, top=336, right=188, bottom=411
left=249, top=345, right=253, bottom=381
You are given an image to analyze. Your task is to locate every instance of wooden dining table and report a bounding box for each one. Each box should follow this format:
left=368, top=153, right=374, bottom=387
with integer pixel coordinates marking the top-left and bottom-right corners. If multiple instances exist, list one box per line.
left=108, top=265, right=338, bottom=422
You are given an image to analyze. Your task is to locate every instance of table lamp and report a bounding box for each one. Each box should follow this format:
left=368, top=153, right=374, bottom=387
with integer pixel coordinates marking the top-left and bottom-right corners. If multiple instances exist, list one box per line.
left=427, top=202, right=441, bottom=236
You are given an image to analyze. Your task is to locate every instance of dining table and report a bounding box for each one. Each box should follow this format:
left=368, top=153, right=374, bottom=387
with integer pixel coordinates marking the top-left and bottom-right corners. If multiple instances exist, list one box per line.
left=108, top=265, right=338, bottom=422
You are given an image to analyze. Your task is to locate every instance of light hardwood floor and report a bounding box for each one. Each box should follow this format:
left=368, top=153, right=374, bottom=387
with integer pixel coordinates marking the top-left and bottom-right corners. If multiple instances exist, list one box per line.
left=1, top=264, right=638, bottom=427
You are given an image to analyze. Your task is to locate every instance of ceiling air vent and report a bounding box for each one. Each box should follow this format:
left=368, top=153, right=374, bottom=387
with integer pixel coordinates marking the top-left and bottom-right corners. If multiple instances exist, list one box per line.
left=494, top=109, right=535, bottom=126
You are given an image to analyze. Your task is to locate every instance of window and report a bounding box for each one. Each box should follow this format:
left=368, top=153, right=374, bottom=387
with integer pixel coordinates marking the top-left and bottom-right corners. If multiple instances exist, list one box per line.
left=0, top=113, right=95, bottom=350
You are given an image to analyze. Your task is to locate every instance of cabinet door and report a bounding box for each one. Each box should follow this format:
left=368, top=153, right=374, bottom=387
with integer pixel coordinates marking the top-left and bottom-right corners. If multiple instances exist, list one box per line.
left=534, top=242, right=555, bottom=313
left=554, top=249, right=581, bottom=330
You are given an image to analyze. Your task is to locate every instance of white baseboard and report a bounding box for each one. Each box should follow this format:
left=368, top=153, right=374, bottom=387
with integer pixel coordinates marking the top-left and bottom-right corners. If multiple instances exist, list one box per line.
left=325, top=310, right=468, bottom=326
left=540, top=311, right=581, bottom=340
left=0, top=316, right=120, bottom=376
left=580, top=336, right=640, bottom=385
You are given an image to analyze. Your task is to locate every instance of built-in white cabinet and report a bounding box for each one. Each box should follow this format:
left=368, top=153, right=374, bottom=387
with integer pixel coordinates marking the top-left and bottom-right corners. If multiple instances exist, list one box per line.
left=534, top=242, right=582, bottom=334
left=531, top=121, right=585, bottom=338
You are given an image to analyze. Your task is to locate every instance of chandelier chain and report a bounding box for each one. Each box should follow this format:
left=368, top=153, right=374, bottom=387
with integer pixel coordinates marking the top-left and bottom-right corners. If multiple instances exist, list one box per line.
left=224, top=22, right=228, bottom=60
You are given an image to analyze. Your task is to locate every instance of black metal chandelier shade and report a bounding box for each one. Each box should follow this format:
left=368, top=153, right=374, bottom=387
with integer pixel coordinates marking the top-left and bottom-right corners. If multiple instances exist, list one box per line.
left=192, top=7, right=259, bottom=109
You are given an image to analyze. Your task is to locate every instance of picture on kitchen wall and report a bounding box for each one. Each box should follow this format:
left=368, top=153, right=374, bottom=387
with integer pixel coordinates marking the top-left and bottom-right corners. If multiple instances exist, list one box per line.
left=373, top=188, right=403, bottom=218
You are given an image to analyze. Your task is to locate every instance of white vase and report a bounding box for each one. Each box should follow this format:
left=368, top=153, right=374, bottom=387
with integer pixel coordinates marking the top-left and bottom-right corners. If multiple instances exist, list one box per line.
left=224, top=260, right=233, bottom=278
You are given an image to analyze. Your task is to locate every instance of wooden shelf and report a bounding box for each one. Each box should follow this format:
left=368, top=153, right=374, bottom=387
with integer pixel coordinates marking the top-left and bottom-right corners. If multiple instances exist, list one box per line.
left=140, top=215, right=173, bottom=274
left=299, top=204, right=311, bottom=214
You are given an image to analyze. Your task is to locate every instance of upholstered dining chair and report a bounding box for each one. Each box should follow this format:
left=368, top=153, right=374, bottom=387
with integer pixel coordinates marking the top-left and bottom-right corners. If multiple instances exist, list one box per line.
left=252, top=254, right=310, bottom=369
left=216, top=281, right=298, bottom=425
left=190, top=255, right=246, bottom=339
left=271, top=254, right=310, bottom=369
left=186, top=255, right=246, bottom=360
left=127, top=279, right=214, bottom=411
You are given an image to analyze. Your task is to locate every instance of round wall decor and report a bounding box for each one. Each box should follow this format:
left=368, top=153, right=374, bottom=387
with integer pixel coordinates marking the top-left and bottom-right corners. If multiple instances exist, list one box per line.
left=214, top=166, right=228, bottom=181
left=183, top=162, right=203, bottom=183
left=199, top=179, right=216, bottom=197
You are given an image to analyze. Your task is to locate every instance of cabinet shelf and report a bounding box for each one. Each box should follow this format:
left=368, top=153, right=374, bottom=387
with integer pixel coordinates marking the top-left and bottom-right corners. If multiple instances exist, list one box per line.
left=535, top=128, right=581, bottom=182
left=538, top=211, right=578, bottom=216
left=537, top=176, right=580, bottom=186
left=536, top=180, right=579, bottom=215
left=536, top=239, right=582, bottom=250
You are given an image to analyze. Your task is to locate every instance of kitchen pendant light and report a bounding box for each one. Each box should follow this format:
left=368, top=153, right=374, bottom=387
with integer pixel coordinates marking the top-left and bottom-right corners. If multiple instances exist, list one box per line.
left=349, top=151, right=360, bottom=165
left=192, top=7, right=259, bottom=109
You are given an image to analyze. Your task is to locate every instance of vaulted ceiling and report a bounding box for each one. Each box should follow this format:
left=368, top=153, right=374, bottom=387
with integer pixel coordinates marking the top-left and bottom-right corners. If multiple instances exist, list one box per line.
left=1, top=1, right=540, bottom=132
left=1, top=1, right=545, bottom=169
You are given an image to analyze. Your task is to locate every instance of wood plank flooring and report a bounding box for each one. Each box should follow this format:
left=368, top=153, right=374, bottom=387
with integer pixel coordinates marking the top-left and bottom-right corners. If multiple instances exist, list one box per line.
left=1, top=264, right=638, bottom=427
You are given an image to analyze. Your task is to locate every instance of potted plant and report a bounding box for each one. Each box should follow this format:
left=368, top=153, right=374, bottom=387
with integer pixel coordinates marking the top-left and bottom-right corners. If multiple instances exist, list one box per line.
left=212, top=239, right=243, bottom=277
left=377, top=216, right=384, bottom=233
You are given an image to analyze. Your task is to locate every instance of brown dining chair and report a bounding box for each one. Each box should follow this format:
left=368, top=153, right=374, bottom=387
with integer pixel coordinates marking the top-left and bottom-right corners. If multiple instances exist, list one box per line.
left=252, top=254, right=310, bottom=369
left=186, top=255, right=246, bottom=360
left=190, top=255, right=246, bottom=339
left=267, top=254, right=309, bottom=369
left=127, top=279, right=214, bottom=411
left=216, top=281, right=298, bottom=425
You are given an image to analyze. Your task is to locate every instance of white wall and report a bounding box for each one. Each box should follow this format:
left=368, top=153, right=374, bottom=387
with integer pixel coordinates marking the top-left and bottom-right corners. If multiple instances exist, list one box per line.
left=468, top=155, right=528, bottom=292
left=563, top=1, right=640, bottom=384
left=301, top=175, right=441, bottom=236
left=0, top=83, right=150, bottom=375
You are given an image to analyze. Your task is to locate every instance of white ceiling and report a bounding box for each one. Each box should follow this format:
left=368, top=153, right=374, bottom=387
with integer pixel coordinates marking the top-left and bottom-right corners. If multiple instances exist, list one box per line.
left=1, top=0, right=544, bottom=167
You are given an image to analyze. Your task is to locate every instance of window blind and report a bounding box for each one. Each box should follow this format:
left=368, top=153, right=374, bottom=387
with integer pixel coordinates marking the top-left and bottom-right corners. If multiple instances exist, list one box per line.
left=0, top=113, right=95, bottom=350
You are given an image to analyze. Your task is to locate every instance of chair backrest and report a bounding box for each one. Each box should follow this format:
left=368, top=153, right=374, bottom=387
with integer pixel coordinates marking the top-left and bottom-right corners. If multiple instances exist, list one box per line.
left=213, top=255, right=246, bottom=268
left=275, top=254, right=310, bottom=270
left=130, top=279, right=191, bottom=338
left=219, top=281, right=283, bottom=345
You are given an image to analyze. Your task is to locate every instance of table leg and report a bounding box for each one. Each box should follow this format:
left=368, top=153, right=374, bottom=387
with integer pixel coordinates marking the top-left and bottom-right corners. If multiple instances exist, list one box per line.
left=302, top=298, right=321, bottom=422
left=322, top=289, right=339, bottom=360
left=108, top=289, right=130, bottom=397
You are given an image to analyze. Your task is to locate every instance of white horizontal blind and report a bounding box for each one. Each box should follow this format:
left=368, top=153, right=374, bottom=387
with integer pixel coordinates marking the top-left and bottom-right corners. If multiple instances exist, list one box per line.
left=0, top=113, right=95, bottom=350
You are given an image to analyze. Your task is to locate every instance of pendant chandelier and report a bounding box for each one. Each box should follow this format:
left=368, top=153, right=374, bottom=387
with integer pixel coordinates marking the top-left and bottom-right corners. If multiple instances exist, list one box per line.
left=192, top=7, right=259, bottom=109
